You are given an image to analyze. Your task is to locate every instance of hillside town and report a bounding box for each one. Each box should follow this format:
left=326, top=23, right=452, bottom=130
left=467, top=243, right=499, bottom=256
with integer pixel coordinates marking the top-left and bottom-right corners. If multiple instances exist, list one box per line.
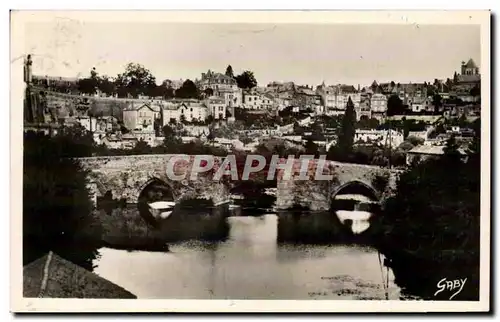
left=23, top=56, right=481, bottom=167
left=20, top=13, right=486, bottom=305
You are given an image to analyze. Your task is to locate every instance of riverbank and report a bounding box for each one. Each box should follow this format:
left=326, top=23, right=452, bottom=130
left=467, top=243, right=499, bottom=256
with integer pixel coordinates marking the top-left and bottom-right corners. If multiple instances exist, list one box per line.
left=24, top=251, right=136, bottom=299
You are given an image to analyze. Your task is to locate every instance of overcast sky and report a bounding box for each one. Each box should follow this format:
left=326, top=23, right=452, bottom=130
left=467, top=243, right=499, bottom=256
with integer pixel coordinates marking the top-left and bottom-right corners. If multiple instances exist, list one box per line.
left=24, top=22, right=480, bottom=87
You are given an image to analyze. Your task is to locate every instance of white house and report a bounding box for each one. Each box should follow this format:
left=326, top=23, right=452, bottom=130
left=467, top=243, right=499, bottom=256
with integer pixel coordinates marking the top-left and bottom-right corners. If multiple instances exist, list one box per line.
left=162, top=99, right=209, bottom=125
left=122, top=103, right=159, bottom=132
left=406, top=145, right=468, bottom=165
left=409, top=96, right=433, bottom=113
left=242, top=90, right=275, bottom=110
left=354, top=129, right=404, bottom=147
left=204, top=96, right=227, bottom=120
left=370, top=93, right=388, bottom=113
left=197, top=70, right=243, bottom=108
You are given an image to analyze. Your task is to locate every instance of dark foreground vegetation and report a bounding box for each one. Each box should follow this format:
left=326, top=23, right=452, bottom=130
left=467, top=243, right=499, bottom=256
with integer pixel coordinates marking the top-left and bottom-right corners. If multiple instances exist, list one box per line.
left=373, top=125, right=481, bottom=300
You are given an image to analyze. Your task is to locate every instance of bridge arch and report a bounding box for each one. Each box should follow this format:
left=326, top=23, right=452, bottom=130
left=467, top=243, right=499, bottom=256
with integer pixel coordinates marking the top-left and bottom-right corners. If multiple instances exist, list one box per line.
left=135, top=177, right=176, bottom=205
left=330, top=180, right=380, bottom=204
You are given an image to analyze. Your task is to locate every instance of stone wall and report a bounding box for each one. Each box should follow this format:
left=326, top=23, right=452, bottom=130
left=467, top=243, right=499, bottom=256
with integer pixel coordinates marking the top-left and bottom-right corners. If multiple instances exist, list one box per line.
left=79, top=154, right=230, bottom=205
left=79, top=154, right=400, bottom=211
left=275, top=159, right=400, bottom=211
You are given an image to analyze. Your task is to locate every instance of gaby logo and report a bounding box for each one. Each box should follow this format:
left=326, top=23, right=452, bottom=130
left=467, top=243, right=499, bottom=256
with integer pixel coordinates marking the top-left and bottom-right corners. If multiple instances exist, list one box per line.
left=164, top=154, right=334, bottom=181
left=434, top=278, right=467, bottom=300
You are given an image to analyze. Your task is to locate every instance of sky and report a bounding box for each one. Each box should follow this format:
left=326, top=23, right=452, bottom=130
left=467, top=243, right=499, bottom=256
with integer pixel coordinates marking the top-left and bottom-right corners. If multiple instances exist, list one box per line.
left=24, top=21, right=480, bottom=88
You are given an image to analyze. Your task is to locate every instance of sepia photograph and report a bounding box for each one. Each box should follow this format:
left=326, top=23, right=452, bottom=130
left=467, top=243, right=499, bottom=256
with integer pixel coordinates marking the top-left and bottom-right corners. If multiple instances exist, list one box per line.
left=10, top=10, right=490, bottom=312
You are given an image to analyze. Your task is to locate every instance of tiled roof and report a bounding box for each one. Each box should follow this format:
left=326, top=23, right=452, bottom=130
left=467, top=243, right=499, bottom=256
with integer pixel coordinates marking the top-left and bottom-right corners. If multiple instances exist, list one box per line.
left=124, top=102, right=156, bottom=112
left=464, top=58, right=478, bottom=69
left=298, top=88, right=317, bottom=96
left=407, top=145, right=467, bottom=155
left=457, top=74, right=480, bottom=83
left=340, top=85, right=357, bottom=93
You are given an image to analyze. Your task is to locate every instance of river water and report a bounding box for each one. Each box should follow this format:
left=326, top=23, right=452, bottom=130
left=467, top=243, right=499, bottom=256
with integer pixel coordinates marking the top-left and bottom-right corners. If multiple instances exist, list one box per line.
left=93, top=212, right=404, bottom=300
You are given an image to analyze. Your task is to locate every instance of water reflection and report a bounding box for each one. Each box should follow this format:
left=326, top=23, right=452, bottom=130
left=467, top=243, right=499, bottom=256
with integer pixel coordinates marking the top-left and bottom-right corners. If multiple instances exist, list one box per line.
left=94, top=210, right=403, bottom=300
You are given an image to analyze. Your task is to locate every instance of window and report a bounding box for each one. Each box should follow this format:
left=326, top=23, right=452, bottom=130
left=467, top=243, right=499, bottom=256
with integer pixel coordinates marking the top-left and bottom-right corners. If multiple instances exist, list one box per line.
left=249, top=97, right=252, bottom=102
left=219, top=106, right=223, bottom=111
left=190, top=108, right=193, bottom=112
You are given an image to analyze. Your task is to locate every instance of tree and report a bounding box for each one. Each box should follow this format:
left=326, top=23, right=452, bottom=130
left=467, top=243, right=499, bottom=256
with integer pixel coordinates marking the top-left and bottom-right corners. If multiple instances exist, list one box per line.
left=225, top=65, right=234, bottom=78
left=443, top=134, right=462, bottom=163
left=387, top=94, right=404, bottom=116
left=78, top=78, right=97, bottom=95
left=453, top=71, right=459, bottom=84
left=75, top=68, right=100, bottom=95
left=235, top=71, right=258, bottom=89
left=432, top=94, right=443, bottom=115
left=402, top=117, right=410, bottom=138
left=357, top=117, right=380, bottom=130
left=304, top=139, right=319, bottom=157
left=470, top=85, right=480, bottom=97
left=175, top=79, right=199, bottom=99
left=179, top=114, right=187, bottom=124
left=162, top=125, right=182, bottom=151
left=23, top=130, right=99, bottom=270
left=334, top=97, right=356, bottom=160
left=115, top=63, right=157, bottom=98
left=458, top=113, right=468, bottom=128
left=97, top=76, right=116, bottom=97
left=379, top=139, right=479, bottom=299
left=467, top=118, right=481, bottom=167
left=131, top=139, right=153, bottom=155
left=204, top=88, right=214, bottom=97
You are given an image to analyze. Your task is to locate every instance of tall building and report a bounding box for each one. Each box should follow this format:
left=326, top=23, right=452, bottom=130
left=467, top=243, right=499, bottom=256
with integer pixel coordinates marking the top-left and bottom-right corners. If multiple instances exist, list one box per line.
left=461, top=59, right=480, bottom=76
left=455, top=58, right=481, bottom=93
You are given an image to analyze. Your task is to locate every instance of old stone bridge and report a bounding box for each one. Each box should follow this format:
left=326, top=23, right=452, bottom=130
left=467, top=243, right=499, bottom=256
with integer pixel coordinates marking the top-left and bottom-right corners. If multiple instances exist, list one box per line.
left=78, top=154, right=401, bottom=211
left=275, top=159, right=401, bottom=211
left=79, top=154, right=229, bottom=206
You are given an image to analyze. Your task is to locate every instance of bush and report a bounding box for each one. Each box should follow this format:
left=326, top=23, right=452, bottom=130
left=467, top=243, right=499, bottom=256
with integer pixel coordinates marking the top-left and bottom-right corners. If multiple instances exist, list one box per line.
left=23, top=131, right=99, bottom=270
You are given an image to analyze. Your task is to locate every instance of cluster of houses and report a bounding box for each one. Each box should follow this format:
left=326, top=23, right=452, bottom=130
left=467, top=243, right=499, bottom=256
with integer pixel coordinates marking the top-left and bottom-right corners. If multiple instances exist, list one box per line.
left=28, top=58, right=480, bottom=125
left=158, top=58, right=481, bottom=121
left=24, top=56, right=480, bottom=163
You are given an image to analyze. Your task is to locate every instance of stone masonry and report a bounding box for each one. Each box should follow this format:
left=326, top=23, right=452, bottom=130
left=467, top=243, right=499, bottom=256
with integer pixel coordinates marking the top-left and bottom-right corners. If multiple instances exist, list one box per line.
left=276, top=158, right=401, bottom=211
left=78, top=154, right=400, bottom=211
left=79, top=154, right=230, bottom=205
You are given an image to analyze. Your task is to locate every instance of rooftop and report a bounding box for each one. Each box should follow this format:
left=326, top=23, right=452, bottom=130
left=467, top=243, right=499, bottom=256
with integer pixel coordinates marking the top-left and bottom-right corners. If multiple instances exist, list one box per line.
left=463, top=58, right=478, bottom=69
left=457, top=74, right=481, bottom=83
left=407, top=145, right=467, bottom=155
